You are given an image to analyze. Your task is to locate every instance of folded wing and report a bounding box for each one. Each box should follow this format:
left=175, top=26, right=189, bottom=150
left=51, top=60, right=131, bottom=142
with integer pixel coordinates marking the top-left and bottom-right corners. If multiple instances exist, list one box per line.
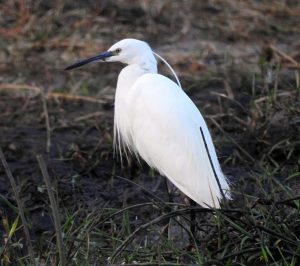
left=126, top=73, right=230, bottom=207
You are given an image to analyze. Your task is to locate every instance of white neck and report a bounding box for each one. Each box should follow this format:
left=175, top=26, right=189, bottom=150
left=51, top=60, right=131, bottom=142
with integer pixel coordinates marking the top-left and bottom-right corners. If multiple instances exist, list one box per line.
left=113, top=60, right=157, bottom=158
left=117, top=60, right=157, bottom=91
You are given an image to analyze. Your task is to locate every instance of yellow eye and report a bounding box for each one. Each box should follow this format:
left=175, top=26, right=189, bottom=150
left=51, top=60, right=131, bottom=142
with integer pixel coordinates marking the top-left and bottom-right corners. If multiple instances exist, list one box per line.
left=116, top=48, right=121, bottom=54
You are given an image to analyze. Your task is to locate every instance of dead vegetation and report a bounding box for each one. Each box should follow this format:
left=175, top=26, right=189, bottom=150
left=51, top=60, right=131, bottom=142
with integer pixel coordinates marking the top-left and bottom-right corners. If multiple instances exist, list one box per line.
left=0, top=0, right=299, bottom=265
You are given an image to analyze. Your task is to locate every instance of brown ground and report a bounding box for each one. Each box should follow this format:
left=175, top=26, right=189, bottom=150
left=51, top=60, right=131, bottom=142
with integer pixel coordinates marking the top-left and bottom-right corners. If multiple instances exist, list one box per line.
left=0, top=0, right=299, bottom=265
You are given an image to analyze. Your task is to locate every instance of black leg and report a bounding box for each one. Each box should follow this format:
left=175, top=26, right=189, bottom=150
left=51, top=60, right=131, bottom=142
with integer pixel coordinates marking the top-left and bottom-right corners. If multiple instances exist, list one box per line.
left=163, top=178, right=172, bottom=239
left=190, top=198, right=196, bottom=237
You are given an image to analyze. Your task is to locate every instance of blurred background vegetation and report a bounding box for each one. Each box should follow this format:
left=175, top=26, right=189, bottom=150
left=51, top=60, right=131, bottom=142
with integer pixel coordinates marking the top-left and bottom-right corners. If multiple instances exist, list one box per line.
left=0, top=0, right=299, bottom=265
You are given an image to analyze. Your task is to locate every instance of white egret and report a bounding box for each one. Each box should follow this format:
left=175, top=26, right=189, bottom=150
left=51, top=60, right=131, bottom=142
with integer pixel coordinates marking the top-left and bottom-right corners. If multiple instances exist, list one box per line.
left=65, top=39, right=230, bottom=208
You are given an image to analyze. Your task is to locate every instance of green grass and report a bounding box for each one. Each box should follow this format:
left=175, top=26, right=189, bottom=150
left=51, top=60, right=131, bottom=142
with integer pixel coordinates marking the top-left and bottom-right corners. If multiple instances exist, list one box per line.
left=1, top=63, right=300, bottom=265
left=1, top=1, right=300, bottom=264
left=1, top=167, right=299, bottom=265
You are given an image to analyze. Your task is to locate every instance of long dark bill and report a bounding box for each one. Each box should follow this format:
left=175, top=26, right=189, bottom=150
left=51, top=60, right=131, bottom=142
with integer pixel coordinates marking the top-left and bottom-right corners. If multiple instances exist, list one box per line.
left=64, top=51, right=113, bottom=70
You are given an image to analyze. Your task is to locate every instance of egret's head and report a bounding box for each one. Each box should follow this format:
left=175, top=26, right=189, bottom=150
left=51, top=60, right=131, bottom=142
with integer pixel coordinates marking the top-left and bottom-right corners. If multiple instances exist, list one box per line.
left=65, top=38, right=156, bottom=70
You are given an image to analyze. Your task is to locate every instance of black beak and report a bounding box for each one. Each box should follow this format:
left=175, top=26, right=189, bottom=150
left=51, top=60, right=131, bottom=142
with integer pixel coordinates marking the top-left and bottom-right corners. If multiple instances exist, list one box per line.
left=64, top=51, right=113, bottom=70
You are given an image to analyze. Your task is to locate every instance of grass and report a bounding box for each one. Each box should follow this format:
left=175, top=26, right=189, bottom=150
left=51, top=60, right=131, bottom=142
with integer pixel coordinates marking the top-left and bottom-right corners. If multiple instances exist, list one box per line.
left=1, top=64, right=300, bottom=265
left=0, top=155, right=299, bottom=265
left=1, top=56, right=300, bottom=265
left=1, top=1, right=300, bottom=265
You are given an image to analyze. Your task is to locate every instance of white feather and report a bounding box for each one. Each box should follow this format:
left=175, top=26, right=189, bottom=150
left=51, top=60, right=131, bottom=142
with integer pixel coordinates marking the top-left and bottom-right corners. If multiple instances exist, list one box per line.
left=110, top=39, right=230, bottom=208
left=67, top=38, right=231, bottom=208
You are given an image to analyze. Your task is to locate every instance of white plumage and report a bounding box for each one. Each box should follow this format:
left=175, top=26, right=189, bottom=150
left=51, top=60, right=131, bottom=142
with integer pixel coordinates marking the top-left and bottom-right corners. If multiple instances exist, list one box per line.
left=65, top=38, right=230, bottom=208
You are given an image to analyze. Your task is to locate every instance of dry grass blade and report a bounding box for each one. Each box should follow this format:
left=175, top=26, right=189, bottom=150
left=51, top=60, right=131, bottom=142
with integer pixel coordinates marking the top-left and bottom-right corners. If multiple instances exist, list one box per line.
left=0, top=83, right=41, bottom=96
left=210, top=91, right=246, bottom=112
left=47, top=92, right=107, bottom=104
left=37, top=155, right=66, bottom=266
left=0, top=84, right=107, bottom=104
left=269, top=45, right=299, bottom=67
left=209, top=117, right=256, bottom=163
left=254, top=91, right=292, bottom=103
left=40, top=91, right=51, bottom=153
left=74, top=111, right=104, bottom=122
left=109, top=207, right=217, bottom=263
left=1, top=1, right=299, bottom=264
left=110, top=174, right=169, bottom=209
left=109, top=264, right=194, bottom=266
left=0, top=148, right=36, bottom=265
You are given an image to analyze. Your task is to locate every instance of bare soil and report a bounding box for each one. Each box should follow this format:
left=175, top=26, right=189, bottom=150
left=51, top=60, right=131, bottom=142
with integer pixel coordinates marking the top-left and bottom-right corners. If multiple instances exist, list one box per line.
left=0, top=0, right=299, bottom=264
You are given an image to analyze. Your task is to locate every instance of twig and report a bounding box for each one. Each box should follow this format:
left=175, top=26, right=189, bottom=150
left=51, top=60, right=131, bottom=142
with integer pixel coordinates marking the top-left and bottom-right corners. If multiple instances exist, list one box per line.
left=0, top=148, right=36, bottom=265
left=37, top=155, right=66, bottom=266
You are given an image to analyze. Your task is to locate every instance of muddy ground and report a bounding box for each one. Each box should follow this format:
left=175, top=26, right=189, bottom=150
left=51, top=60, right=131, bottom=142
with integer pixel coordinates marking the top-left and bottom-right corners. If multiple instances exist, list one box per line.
left=0, top=1, right=300, bottom=265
